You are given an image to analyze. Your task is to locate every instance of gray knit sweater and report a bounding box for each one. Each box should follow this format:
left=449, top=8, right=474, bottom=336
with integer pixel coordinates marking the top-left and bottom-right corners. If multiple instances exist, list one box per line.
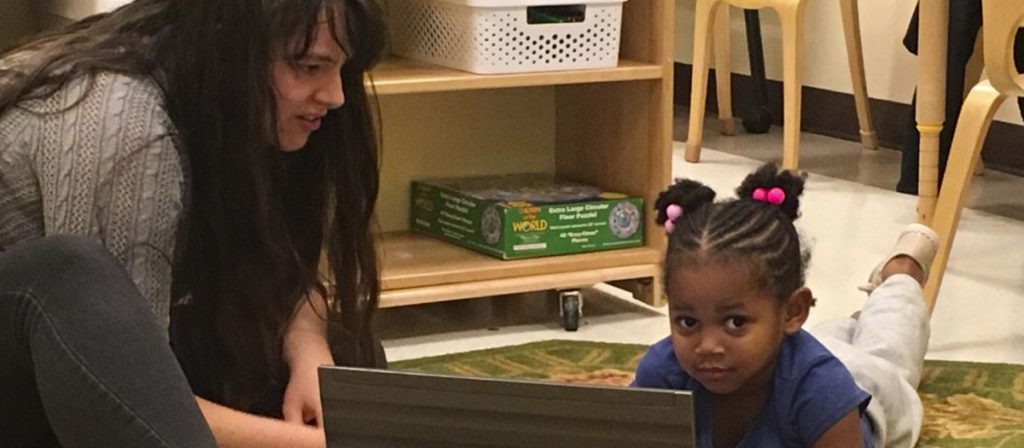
left=0, top=72, right=187, bottom=329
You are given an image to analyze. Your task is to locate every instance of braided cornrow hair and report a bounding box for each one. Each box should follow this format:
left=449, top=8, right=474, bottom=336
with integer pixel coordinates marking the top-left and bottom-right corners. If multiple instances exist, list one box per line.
left=655, top=163, right=810, bottom=301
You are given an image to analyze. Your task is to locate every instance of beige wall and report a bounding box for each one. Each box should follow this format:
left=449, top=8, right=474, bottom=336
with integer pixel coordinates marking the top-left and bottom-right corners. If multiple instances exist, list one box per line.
left=673, top=0, right=1024, bottom=125
left=6, top=1, right=132, bottom=35
left=34, top=0, right=132, bottom=21
left=0, top=0, right=130, bottom=50
left=0, top=0, right=39, bottom=50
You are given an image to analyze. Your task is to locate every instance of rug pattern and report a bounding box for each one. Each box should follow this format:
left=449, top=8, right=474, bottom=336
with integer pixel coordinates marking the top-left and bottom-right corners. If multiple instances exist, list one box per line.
left=392, top=340, right=1024, bottom=447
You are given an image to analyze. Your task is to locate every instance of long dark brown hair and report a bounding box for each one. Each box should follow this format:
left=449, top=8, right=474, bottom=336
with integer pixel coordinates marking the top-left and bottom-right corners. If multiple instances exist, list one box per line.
left=0, top=0, right=386, bottom=415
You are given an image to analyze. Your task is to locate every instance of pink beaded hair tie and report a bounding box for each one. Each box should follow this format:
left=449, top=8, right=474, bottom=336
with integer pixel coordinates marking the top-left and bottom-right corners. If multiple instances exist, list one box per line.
left=752, top=187, right=786, bottom=205
left=663, top=204, right=683, bottom=234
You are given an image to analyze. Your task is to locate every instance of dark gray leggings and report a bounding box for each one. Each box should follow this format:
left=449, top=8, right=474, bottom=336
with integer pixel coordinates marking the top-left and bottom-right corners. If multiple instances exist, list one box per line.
left=0, top=236, right=217, bottom=448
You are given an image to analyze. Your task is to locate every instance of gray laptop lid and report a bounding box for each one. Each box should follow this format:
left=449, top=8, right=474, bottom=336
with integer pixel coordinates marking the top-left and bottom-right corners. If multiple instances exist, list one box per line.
left=319, top=366, right=696, bottom=448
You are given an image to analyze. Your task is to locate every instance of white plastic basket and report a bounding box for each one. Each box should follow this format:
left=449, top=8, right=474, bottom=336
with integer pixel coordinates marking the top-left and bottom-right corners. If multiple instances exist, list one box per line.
left=389, top=0, right=627, bottom=74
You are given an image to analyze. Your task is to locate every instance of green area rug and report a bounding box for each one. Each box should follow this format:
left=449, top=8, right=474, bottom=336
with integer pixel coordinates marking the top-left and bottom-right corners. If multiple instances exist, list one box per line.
left=392, top=340, right=1024, bottom=447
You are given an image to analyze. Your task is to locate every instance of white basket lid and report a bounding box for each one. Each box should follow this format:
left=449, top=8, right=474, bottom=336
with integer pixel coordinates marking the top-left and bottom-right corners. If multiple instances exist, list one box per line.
left=414, top=0, right=626, bottom=8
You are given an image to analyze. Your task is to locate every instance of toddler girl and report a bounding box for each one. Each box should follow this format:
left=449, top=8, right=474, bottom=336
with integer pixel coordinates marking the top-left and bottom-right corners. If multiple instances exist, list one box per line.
left=633, top=163, right=937, bottom=448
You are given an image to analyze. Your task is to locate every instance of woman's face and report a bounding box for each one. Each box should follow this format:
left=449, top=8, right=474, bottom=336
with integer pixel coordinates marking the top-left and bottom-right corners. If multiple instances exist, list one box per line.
left=271, top=18, right=349, bottom=152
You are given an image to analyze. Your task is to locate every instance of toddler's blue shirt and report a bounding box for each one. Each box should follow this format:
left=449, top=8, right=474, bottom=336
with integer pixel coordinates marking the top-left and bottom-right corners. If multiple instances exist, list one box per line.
left=632, top=331, right=873, bottom=447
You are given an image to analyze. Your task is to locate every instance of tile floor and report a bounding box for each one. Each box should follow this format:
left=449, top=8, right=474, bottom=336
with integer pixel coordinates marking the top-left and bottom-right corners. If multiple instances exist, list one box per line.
left=380, top=112, right=1024, bottom=367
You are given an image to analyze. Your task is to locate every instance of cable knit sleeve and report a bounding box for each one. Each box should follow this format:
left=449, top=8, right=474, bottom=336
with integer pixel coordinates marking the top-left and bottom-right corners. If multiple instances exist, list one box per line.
left=31, top=73, right=186, bottom=330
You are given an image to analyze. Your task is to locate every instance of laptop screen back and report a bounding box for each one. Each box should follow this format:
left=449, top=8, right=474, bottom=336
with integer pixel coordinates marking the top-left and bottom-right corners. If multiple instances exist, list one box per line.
left=319, top=366, right=695, bottom=448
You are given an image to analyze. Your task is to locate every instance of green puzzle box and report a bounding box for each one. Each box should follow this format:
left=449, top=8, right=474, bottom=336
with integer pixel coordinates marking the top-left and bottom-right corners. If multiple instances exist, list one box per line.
left=410, top=174, right=644, bottom=260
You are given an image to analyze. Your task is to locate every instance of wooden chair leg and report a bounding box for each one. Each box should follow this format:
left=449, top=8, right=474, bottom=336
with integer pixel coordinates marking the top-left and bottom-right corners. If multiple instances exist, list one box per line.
left=922, top=81, right=1008, bottom=313
left=964, top=31, right=985, bottom=98
left=685, top=0, right=722, bottom=163
left=776, top=2, right=806, bottom=171
left=965, top=32, right=986, bottom=176
left=714, top=4, right=735, bottom=136
left=915, top=0, right=950, bottom=224
left=839, top=0, right=877, bottom=150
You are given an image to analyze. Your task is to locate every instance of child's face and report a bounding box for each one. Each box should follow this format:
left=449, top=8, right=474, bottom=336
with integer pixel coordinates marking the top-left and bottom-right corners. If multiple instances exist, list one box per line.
left=667, top=258, right=805, bottom=397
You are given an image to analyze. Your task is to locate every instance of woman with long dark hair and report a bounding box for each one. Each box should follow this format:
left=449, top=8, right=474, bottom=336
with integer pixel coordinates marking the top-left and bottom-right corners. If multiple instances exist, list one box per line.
left=0, top=0, right=385, bottom=446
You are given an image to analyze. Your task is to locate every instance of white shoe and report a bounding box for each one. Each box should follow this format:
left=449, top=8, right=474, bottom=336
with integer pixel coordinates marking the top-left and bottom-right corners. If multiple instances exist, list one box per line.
left=858, top=223, right=939, bottom=293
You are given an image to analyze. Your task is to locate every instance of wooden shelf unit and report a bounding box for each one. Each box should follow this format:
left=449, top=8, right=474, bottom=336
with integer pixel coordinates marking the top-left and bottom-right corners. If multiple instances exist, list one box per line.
left=378, top=232, right=662, bottom=307
left=369, top=57, right=664, bottom=95
left=369, top=0, right=674, bottom=308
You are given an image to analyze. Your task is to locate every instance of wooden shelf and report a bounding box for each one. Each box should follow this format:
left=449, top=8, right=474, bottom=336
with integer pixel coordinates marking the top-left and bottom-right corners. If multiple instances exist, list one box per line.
left=364, top=0, right=674, bottom=308
left=367, top=57, right=664, bottom=95
left=380, top=231, right=661, bottom=292
left=380, top=263, right=659, bottom=308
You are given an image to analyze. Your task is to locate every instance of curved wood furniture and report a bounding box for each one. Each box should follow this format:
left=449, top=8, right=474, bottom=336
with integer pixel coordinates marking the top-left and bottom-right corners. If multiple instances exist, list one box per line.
left=684, top=0, right=878, bottom=170
left=922, top=0, right=1023, bottom=311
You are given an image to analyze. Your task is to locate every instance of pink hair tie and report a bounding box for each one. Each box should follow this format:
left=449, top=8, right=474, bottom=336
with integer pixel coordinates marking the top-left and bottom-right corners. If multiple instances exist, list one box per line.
left=752, top=187, right=786, bottom=205
left=664, top=203, right=683, bottom=234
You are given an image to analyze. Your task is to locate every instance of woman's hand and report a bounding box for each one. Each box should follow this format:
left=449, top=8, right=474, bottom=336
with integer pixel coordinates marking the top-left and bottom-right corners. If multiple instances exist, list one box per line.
left=282, top=291, right=333, bottom=427
left=198, top=396, right=327, bottom=448
left=282, top=350, right=332, bottom=426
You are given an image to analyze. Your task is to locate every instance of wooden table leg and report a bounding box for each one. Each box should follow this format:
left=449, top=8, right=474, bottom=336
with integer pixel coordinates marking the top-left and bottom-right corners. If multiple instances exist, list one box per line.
left=916, top=0, right=949, bottom=224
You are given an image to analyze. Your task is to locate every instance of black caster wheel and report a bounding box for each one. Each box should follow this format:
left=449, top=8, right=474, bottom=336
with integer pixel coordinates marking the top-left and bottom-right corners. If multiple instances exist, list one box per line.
left=742, top=106, right=772, bottom=134
left=558, top=290, right=583, bottom=332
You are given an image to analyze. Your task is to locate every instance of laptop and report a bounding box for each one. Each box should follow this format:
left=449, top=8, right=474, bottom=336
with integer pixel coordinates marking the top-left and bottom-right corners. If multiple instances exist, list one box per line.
left=319, top=366, right=696, bottom=448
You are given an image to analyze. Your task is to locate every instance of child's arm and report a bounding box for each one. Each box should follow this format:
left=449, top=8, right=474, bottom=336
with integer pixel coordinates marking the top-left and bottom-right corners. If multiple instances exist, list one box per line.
left=811, top=409, right=864, bottom=448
